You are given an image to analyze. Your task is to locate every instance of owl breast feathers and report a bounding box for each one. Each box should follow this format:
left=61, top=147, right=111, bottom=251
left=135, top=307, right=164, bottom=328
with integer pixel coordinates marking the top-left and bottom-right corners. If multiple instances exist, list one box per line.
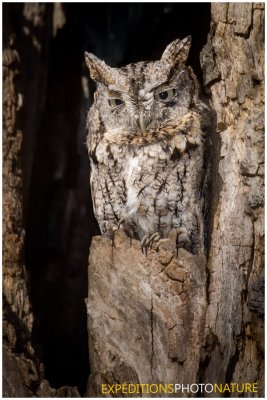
left=85, top=36, right=211, bottom=254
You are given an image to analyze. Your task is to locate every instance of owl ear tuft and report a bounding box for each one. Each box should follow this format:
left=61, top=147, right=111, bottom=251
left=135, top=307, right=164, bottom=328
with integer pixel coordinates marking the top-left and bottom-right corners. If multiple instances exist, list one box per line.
left=161, top=36, right=192, bottom=66
left=84, top=52, right=118, bottom=86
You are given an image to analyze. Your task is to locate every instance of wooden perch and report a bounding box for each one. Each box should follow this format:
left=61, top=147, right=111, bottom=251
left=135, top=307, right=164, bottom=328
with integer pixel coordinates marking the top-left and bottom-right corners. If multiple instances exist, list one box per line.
left=86, top=233, right=207, bottom=396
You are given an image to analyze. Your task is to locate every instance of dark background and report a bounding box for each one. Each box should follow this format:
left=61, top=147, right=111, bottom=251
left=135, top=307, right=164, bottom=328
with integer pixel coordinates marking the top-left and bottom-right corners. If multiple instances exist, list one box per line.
left=12, top=3, right=211, bottom=394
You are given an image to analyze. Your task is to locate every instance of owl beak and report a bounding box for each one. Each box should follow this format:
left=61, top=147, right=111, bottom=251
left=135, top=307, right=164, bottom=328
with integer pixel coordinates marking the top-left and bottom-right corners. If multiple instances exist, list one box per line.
left=137, top=113, right=150, bottom=131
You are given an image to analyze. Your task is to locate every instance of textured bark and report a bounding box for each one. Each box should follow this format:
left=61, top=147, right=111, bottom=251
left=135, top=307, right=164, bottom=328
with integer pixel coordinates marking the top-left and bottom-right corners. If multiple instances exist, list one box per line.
left=87, top=234, right=207, bottom=397
left=3, top=4, right=81, bottom=397
left=87, top=2, right=264, bottom=397
left=200, top=2, right=264, bottom=394
left=3, top=4, right=40, bottom=394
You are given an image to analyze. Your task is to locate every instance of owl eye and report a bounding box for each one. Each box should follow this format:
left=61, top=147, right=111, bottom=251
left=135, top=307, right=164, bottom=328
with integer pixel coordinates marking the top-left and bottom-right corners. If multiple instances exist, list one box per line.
left=155, top=89, right=176, bottom=102
left=108, top=98, right=124, bottom=107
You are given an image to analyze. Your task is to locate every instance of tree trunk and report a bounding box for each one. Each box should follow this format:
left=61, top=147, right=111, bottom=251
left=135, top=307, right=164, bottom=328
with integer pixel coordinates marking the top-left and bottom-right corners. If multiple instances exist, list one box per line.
left=3, top=4, right=81, bottom=397
left=87, top=234, right=207, bottom=397
left=199, top=2, right=264, bottom=392
left=86, top=3, right=264, bottom=397
left=2, top=4, right=48, bottom=396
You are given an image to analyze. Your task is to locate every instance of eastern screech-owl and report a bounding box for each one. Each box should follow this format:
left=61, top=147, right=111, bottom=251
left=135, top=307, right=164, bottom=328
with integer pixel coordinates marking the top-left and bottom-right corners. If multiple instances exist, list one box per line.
left=85, top=36, right=210, bottom=254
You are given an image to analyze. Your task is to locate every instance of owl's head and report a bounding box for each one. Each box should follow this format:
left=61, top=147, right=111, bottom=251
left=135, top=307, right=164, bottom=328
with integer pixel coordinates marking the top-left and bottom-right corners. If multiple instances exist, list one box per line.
left=85, top=37, right=199, bottom=137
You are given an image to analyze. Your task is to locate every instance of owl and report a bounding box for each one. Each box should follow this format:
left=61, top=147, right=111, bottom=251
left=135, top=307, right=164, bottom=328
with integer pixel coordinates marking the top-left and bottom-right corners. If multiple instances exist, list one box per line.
left=85, top=36, right=210, bottom=254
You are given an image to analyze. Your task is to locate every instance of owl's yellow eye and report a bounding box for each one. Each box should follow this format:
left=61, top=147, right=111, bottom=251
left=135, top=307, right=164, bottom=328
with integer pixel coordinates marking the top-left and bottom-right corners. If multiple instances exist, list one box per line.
left=155, top=89, right=176, bottom=101
left=108, top=98, right=124, bottom=107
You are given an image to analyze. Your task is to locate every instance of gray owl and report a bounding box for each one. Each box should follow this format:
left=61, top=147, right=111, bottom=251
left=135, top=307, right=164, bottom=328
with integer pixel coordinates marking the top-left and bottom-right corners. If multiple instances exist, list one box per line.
left=85, top=37, right=210, bottom=254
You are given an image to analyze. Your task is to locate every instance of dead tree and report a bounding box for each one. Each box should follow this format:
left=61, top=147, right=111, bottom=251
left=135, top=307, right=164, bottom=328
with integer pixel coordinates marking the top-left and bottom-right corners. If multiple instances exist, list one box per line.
left=2, top=2, right=264, bottom=398
left=3, top=4, right=80, bottom=397
left=86, top=3, right=264, bottom=397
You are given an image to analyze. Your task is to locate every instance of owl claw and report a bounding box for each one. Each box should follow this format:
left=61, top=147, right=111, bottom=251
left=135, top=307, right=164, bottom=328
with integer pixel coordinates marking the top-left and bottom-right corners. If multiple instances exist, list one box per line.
left=173, top=227, right=191, bottom=256
left=104, top=226, right=118, bottom=249
left=118, top=218, right=136, bottom=245
left=141, top=232, right=161, bottom=255
left=141, top=235, right=150, bottom=255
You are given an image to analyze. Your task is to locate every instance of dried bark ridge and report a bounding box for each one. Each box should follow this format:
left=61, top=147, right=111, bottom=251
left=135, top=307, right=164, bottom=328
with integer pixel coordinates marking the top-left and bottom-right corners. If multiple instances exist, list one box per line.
left=86, top=232, right=207, bottom=397
left=3, top=43, right=32, bottom=339
left=3, top=4, right=82, bottom=397
left=3, top=31, right=37, bottom=398
left=200, top=2, right=264, bottom=393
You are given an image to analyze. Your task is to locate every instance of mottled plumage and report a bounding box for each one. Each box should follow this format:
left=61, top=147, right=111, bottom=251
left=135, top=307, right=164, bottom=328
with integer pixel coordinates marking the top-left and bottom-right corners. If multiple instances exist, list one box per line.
left=85, top=37, right=210, bottom=253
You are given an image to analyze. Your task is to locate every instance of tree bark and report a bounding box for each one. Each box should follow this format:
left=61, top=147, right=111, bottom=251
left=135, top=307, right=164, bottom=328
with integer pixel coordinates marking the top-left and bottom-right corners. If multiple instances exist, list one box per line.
left=3, top=4, right=81, bottom=397
left=3, top=4, right=43, bottom=396
left=86, top=3, right=264, bottom=397
left=87, top=234, right=207, bottom=397
left=199, top=1, right=264, bottom=393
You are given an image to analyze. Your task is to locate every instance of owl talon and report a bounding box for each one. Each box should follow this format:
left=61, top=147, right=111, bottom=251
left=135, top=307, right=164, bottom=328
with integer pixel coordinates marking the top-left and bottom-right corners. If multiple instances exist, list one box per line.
left=141, top=235, right=150, bottom=255
left=104, top=226, right=118, bottom=249
left=118, top=218, right=136, bottom=244
left=173, top=227, right=191, bottom=256
left=141, top=232, right=161, bottom=255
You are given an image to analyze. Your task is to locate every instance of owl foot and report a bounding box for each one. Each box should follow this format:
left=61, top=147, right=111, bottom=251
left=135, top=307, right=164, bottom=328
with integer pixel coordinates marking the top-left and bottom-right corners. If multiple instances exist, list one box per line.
left=103, top=226, right=119, bottom=249
left=141, top=232, right=161, bottom=255
left=173, top=227, right=191, bottom=257
left=118, top=218, right=136, bottom=245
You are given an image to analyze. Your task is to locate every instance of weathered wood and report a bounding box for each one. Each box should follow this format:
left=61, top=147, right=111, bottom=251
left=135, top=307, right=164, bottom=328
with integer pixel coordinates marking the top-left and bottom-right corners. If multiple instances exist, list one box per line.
left=2, top=2, right=264, bottom=397
left=3, top=2, right=35, bottom=360
left=87, top=3, right=264, bottom=397
left=2, top=4, right=52, bottom=396
left=200, top=2, right=264, bottom=394
left=87, top=233, right=207, bottom=397
left=3, top=4, right=83, bottom=397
